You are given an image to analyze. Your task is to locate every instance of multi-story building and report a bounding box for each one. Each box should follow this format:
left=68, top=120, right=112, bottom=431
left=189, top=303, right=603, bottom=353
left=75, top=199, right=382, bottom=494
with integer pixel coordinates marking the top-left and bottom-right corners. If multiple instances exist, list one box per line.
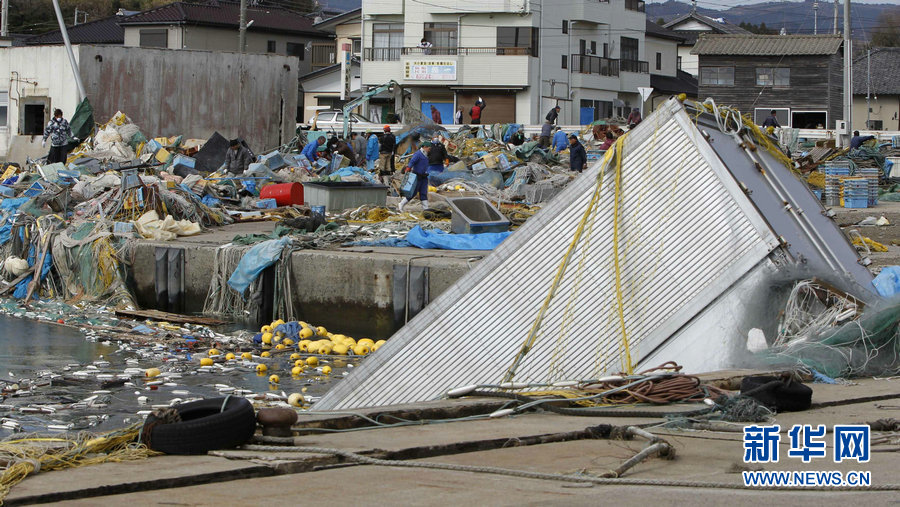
left=361, top=0, right=650, bottom=125
left=663, top=10, right=749, bottom=77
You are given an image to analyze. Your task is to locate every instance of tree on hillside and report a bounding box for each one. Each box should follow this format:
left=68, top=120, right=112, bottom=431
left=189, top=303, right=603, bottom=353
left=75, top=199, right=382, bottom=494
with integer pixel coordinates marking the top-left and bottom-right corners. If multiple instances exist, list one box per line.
left=871, top=10, right=900, bottom=48
left=656, top=17, right=665, bottom=25
left=738, top=21, right=777, bottom=35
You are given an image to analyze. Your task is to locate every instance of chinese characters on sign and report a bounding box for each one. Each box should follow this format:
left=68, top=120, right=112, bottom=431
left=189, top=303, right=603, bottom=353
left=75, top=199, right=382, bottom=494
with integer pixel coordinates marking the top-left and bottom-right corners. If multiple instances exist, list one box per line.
left=743, top=424, right=871, bottom=464
left=404, top=61, right=457, bottom=81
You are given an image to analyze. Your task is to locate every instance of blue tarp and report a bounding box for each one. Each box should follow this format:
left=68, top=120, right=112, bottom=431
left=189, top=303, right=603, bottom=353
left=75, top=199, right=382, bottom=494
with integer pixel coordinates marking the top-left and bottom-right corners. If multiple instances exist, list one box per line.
left=406, top=226, right=510, bottom=250
left=227, top=237, right=291, bottom=294
left=0, top=198, right=31, bottom=246
left=873, top=266, right=900, bottom=297
left=13, top=243, right=52, bottom=299
left=345, top=226, right=510, bottom=250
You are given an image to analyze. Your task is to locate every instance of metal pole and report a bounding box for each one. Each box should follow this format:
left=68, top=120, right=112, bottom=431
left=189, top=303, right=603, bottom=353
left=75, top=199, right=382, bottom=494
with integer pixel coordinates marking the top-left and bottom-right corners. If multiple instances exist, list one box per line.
left=843, top=0, right=851, bottom=135
left=814, top=2, right=818, bottom=35
left=239, top=0, right=247, bottom=53
left=1, top=0, right=8, bottom=37
left=74, top=7, right=78, bottom=25
left=833, top=0, right=838, bottom=34
left=51, top=0, right=87, bottom=101
left=866, top=49, right=870, bottom=128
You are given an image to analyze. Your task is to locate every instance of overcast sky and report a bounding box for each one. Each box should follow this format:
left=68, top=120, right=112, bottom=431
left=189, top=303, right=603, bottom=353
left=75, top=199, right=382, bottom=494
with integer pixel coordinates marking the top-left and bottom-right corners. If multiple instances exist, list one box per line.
left=646, top=0, right=899, bottom=10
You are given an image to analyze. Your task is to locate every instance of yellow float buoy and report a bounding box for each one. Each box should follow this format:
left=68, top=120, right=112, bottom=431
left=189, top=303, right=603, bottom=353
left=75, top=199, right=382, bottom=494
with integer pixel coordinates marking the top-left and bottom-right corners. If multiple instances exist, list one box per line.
left=207, top=348, right=220, bottom=356
left=145, top=367, right=161, bottom=378
left=200, top=358, right=214, bottom=366
left=291, top=366, right=303, bottom=376
left=256, top=363, right=268, bottom=373
left=288, top=393, right=305, bottom=407
left=261, top=351, right=271, bottom=358
left=241, top=352, right=252, bottom=361
left=269, top=374, right=280, bottom=384
left=316, top=326, right=328, bottom=336
left=322, top=365, right=332, bottom=375
left=306, top=356, right=319, bottom=367
left=225, top=352, right=235, bottom=360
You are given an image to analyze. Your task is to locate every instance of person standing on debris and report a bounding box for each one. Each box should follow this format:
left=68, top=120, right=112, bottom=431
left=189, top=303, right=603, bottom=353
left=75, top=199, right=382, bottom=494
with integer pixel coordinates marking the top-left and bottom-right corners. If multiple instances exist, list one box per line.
left=552, top=126, right=567, bottom=153
left=427, top=136, right=447, bottom=177
left=568, top=134, right=587, bottom=173
left=365, top=131, right=380, bottom=171
left=398, top=140, right=432, bottom=212
left=42, top=109, right=74, bottom=164
left=469, top=99, right=485, bottom=125
left=850, top=130, right=876, bottom=150
left=455, top=106, right=463, bottom=124
left=329, top=137, right=356, bottom=164
left=301, top=136, right=325, bottom=163
left=762, top=110, right=780, bottom=129
left=350, top=132, right=366, bottom=166
left=378, top=125, right=397, bottom=182
left=598, top=131, right=615, bottom=151
left=539, top=120, right=553, bottom=149
left=627, top=108, right=642, bottom=128
left=225, top=138, right=253, bottom=174
left=430, top=105, right=442, bottom=124
left=546, top=105, right=561, bottom=125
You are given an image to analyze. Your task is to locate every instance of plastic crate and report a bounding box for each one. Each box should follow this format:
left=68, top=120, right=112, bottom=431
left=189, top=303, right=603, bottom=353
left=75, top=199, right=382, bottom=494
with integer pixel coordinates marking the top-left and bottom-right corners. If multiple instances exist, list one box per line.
left=843, top=198, right=868, bottom=209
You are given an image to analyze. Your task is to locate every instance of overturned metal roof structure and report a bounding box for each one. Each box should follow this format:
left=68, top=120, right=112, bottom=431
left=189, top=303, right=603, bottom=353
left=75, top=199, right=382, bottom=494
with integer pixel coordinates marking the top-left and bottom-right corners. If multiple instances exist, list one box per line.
left=316, top=98, right=875, bottom=411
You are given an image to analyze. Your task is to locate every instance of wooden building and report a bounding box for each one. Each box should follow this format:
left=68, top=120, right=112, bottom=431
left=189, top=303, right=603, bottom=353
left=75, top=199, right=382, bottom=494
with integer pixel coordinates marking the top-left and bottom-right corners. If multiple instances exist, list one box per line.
left=693, top=34, right=844, bottom=129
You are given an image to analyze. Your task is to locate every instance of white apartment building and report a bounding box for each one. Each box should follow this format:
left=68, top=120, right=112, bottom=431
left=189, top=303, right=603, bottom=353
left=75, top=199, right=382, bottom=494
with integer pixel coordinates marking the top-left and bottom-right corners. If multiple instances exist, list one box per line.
left=361, top=0, right=650, bottom=125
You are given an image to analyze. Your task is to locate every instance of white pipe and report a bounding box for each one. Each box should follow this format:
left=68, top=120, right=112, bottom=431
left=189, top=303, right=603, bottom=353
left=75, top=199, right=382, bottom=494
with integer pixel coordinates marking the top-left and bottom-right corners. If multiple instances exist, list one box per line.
left=51, top=0, right=86, bottom=101
left=843, top=0, right=851, bottom=135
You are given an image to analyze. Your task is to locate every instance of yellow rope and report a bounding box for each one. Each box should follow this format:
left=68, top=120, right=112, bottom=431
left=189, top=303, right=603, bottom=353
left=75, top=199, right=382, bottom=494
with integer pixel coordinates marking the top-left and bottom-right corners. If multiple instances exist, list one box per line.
left=610, top=136, right=633, bottom=375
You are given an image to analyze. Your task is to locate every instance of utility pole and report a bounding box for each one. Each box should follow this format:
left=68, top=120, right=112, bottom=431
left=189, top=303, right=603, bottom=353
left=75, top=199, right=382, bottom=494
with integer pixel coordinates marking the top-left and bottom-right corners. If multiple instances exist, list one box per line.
left=51, top=0, right=87, bottom=101
left=833, top=0, right=838, bottom=34
left=239, top=0, right=247, bottom=53
left=814, top=2, right=818, bottom=35
left=843, top=0, right=852, bottom=136
left=74, top=7, right=78, bottom=25
left=1, top=0, right=8, bottom=37
left=866, top=49, right=870, bottom=128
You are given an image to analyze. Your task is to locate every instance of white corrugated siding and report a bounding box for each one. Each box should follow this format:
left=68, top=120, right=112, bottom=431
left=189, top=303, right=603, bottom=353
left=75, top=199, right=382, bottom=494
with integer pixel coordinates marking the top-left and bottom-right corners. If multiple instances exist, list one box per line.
left=315, top=99, right=781, bottom=410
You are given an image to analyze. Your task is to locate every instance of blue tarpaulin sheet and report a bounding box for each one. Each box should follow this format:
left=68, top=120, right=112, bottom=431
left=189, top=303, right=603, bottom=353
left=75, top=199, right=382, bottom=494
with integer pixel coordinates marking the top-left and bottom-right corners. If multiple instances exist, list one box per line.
left=406, top=226, right=509, bottom=250
left=13, top=243, right=52, bottom=299
left=227, top=237, right=291, bottom=294
left=873, top=266, right=900, bottom=297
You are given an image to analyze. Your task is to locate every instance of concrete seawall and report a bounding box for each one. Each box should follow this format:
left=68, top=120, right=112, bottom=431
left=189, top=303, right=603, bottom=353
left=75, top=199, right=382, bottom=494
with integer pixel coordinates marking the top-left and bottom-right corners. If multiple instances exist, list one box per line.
left=125, top=222, right=481, bottom=338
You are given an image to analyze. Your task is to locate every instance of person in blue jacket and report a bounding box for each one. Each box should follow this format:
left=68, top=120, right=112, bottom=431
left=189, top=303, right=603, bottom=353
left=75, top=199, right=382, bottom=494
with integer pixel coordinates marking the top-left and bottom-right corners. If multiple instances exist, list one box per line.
left=365, top=131, right=380, bottom=171
left=552, top=126, right=567, bottom=153
left=398, top=141, right=432, bottom=212
left=302, top=136, right=325, bottom=162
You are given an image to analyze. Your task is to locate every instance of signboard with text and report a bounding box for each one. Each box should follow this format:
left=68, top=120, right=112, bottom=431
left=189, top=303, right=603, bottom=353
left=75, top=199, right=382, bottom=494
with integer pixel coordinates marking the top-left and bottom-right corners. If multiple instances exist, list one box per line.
left=404, top=60, right=457, bottom=81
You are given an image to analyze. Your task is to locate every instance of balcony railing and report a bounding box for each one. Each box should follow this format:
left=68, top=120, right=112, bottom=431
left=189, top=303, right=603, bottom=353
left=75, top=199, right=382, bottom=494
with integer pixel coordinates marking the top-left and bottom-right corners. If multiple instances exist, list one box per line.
left=620, top=59, right=649, bottom=73
left=311, top=43, right=336, bottom=69
left=571, top=54, right=619, bottom=77
left=365, top=46, right=535, bottom=61
left=625, top=0, right=645, bottom=12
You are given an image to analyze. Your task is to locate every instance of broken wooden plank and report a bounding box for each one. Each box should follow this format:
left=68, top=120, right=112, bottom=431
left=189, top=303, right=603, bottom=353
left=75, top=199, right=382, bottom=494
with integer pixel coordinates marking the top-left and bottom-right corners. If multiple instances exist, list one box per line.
left=114, top=309, right=228, bottom=326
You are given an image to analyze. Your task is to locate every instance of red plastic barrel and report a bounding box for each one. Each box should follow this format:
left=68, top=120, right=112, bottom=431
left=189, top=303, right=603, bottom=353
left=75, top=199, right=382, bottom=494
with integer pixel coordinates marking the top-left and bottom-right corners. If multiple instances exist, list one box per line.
left=260, top=183, right=303, bottom=207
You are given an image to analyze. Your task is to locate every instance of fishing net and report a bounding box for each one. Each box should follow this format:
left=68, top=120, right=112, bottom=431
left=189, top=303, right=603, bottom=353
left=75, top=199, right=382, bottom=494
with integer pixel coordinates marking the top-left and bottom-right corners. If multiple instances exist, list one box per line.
left=52, top=221, right=134, bottom=307
left=761, top=298, right=900, bottom=379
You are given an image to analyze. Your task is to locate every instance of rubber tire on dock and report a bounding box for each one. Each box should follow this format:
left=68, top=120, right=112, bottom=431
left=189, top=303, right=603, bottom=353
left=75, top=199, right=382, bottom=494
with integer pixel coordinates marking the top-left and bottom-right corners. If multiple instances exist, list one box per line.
left=739, top=375, right=812, bottom=412
left=147, top=397, right=257, bottom=455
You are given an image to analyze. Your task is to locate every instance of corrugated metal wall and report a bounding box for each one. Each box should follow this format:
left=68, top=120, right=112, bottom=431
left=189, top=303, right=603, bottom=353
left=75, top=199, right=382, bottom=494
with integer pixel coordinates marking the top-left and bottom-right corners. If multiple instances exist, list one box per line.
left=315, top=99, right=784, bottom=410
left=78, top=45, right=298, bottom=153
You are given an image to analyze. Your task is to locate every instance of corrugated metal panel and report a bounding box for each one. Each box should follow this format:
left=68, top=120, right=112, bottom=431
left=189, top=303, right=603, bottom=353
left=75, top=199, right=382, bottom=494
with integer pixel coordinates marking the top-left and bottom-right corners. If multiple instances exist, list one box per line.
left=692, top=34, right=843, bottom=56
left=315, top=99, right=783, bottom=410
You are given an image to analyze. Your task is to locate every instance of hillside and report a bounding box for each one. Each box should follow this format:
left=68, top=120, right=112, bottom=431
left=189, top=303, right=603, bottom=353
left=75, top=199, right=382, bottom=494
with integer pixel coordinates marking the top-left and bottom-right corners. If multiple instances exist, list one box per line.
left=648, top=0, right=899, bottom=38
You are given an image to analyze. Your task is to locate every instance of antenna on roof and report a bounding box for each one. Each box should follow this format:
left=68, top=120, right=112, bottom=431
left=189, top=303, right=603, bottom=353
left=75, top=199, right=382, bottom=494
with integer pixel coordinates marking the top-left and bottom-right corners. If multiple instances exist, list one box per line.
left=691, top=0, right=697, bottom=14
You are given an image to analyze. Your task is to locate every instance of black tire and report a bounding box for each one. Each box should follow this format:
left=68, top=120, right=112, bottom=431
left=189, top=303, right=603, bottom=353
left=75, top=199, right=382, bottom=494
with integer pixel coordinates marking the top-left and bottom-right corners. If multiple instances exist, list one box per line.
left=147, top=397, right=257, bottom=455
left=740, top=376, right=812, bottom=412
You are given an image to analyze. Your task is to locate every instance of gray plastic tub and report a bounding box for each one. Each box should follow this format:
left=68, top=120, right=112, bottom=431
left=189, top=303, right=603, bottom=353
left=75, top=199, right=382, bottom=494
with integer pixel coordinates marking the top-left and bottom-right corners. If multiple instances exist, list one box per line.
left=302, top=182, right=389, bottom=211
left=445, top=196, right=511, bottom=234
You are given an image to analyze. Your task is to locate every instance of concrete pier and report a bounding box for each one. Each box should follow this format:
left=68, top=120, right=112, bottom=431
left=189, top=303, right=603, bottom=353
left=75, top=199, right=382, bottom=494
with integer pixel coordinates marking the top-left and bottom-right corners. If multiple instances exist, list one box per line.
left=125, top=222, right=481, bottom=337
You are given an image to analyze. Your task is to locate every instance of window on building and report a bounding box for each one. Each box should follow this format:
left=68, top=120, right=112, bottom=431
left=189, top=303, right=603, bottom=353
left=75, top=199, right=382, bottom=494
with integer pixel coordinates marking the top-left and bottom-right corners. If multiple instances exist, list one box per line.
left=756, top=67, right=790, bottom=87
left=701, top=66, right=735, bottom=86
left=620, top=37, right=639, bottom=62
left=351, top=38, right=361, bottom=55
left=0, top=91, right=7, bottom=128
left=677, top=56, right=682, bottom=70
left=562, top=20, right=568, bottom=34
left=267, top=40, right=277, bottom=53
left=496, top=27, right=539, bottom=57
left=371, top=22, right=403, bottom=60
left=139, top=28, right=167, bottom=48
left=286, top=42, right=304, bottom=60
left=603, top=43, right=608, bottom=58
left=579, top=39, right=586, bottom=55
left=656, top=52, right=662, bottom=71
left=562, top=54, right=568, bottom=69
left=590, top=41, right=597, bottom=55
left=424, top=22, right=458, bottom=53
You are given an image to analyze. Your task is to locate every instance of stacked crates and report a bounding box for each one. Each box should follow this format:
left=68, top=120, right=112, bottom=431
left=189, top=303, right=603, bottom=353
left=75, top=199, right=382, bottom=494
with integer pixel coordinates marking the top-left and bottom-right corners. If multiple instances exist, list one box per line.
left=892, top=135, right=900, bottom=149
left=857, top=166, right=880, bottom=207
left=842, top=177, right=869, bottom=208
left=822, top=163, right=850, bottom=207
